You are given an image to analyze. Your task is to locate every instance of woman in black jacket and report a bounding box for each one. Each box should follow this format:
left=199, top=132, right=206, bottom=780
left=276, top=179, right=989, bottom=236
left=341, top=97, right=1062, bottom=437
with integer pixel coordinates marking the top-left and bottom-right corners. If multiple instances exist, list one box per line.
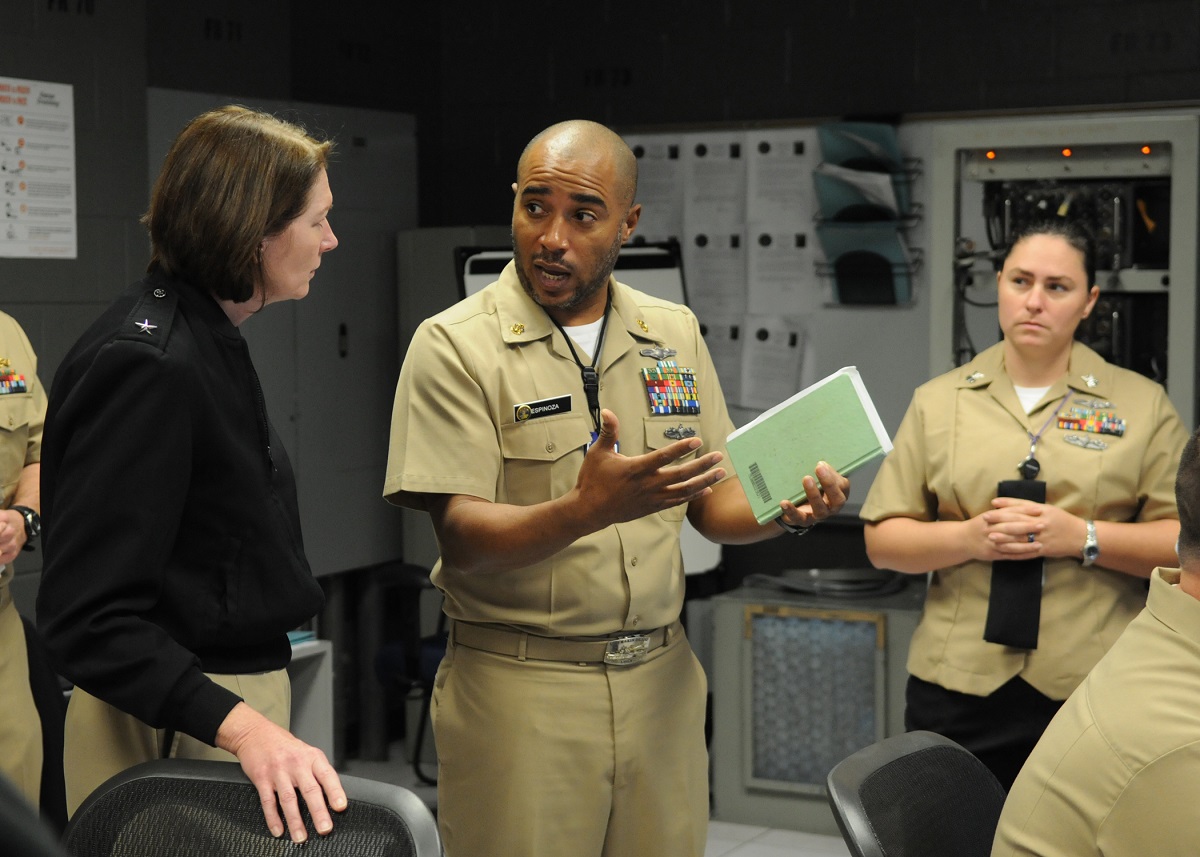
left=38, top=105, right=344, bottom=844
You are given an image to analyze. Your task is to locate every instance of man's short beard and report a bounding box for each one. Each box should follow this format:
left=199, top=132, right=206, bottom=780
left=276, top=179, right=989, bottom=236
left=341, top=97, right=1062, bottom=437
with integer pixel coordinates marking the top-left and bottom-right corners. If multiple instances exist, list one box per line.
left=512, top=228, right=624, bottom=314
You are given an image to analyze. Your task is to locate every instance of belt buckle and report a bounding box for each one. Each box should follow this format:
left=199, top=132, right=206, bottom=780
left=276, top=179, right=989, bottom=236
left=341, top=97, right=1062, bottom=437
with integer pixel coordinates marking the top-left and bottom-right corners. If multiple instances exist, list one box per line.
left=604, top=634, right=651, bottom=666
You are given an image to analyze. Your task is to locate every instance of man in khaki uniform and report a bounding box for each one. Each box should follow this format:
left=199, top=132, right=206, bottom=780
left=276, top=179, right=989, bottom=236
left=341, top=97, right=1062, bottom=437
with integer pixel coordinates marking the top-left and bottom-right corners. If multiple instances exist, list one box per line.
left=992, top=425, right=1200, bottom=857
left=384, top=120, right=850, bottom=857
left=0, top=311, right=46, bottom=810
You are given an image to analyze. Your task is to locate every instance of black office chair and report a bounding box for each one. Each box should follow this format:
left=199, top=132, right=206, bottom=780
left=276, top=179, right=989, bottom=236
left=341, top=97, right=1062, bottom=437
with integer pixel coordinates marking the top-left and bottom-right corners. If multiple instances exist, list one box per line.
left=375, top=611, right=447, bottom=786
left=0, top=770, right=66, bottom=857
left=826, top=730, right=1007, bottom=857
left=371, top=562, right=447, bottom=786
left=61, top=758, right=441, bottom=856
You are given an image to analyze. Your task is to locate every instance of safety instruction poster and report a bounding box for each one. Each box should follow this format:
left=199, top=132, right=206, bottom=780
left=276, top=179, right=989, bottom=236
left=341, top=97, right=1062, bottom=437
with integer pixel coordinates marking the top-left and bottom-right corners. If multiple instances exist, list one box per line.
left=0, top=76, right=76, bottom=259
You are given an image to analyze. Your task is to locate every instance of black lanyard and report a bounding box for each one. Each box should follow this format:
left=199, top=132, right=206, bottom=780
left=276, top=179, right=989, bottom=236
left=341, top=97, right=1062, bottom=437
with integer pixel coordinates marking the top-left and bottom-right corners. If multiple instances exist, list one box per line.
left=549, top=293, right=612, bottom=435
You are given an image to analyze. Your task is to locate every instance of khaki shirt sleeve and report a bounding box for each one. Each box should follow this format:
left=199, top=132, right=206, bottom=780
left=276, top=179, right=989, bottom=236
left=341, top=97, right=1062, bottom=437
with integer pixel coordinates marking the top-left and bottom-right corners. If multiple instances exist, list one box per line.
left=1096, top=749, right=1200, bottom=857
left=859, top=391, right=936, bottom=522
left=383, top=317, right=502, bottom=508
left=1126, top=384, right=1188, bottom=523
left=0, top=314, right=45, bottom=505
left=20, top=323, right=45, bottom=467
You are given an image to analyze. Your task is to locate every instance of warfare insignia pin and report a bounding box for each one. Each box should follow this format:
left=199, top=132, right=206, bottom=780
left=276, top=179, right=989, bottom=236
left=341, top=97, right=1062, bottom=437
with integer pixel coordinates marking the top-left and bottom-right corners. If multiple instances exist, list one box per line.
left=1064, top=434, right=1108, bottom=451
left=664, top=424, right=697, bottom=440
left=640, top=346, right=677, bottom=360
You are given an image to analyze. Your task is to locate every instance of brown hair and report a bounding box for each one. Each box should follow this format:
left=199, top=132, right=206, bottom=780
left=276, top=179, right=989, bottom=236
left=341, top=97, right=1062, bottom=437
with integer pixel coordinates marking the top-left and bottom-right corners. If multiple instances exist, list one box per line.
left=1003, top=218, right=1098, bottom=288
left=142, top=105, right=333, bottom=303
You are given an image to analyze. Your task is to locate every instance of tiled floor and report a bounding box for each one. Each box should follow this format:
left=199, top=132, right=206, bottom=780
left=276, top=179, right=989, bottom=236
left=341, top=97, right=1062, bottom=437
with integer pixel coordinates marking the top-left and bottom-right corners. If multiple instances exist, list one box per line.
left=705, top=821, right=850, bottom=857
left=340, top=743, right=851, bottom=856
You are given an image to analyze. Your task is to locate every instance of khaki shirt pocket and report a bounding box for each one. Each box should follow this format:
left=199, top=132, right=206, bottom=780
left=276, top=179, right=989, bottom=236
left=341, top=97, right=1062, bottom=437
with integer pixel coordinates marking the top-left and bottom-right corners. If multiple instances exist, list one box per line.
left=499, top=414, right=592, bottom=506
left=0, top=393, right=32, bottom=503
left=644, top=416, right=703, bottom=521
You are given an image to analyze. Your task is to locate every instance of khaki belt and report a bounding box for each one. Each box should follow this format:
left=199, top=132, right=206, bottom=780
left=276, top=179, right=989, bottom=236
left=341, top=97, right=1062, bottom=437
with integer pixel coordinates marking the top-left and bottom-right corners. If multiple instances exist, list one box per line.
left=452, top=620, right=679, bottom=666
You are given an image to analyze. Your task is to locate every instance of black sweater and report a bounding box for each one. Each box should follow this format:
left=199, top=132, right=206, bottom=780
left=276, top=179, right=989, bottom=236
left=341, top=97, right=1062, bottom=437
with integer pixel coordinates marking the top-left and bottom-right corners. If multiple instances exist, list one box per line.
left=37, top=271, right=324, bottom=745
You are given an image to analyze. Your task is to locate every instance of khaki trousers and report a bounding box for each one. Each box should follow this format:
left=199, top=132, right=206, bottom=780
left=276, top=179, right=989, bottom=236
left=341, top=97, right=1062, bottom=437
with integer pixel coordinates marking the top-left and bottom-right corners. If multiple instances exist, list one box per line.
left=64, top=668, right=290, bottom=816
left=433, top=626, right=710, bottom=857
left=0, top=584, right=42, bottom=809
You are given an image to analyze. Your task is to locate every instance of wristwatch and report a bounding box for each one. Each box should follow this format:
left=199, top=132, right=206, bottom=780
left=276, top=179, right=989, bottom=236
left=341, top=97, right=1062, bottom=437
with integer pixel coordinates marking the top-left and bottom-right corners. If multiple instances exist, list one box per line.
left=11, top=505, right=40, bottom=551
left=775, top=517, right=813, bottom=536
left=1081, top=519, right=1099, bottom=567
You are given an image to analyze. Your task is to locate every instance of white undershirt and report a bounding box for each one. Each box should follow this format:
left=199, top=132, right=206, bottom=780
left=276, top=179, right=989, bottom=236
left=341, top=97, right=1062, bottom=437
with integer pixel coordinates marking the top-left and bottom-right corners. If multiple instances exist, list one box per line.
left=563, top=316, right=605, bottom=360
left=1013, top=384, right=1052, bottom=415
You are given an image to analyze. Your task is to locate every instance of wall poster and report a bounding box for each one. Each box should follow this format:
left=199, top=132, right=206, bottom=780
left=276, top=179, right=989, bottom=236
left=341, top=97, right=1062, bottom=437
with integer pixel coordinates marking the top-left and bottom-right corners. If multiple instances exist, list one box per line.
left=0, top=76, right=76, bottom=259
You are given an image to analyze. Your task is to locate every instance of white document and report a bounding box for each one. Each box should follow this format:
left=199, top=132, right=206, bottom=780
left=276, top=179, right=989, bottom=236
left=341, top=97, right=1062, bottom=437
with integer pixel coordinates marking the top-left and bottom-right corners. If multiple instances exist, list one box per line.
left=700, top=313, right=745, bottom=409
left=681, top=228, right=747, bottom=319
left=738, top=313, right=807, bottom=412
left=746, top=226, right=823, bottom=316
left=813, top=161, right=900, bottom=217
left=682, top=130, right=747, bottom=231
left=745, top=127, right=819, bottom=226
left=624, top=133, right=684, bottom=242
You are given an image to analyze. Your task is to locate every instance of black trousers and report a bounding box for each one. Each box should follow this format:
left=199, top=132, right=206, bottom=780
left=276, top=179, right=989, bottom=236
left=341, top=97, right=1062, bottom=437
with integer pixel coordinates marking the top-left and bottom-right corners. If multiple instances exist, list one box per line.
left=905, top=674, right=1064, bottom=791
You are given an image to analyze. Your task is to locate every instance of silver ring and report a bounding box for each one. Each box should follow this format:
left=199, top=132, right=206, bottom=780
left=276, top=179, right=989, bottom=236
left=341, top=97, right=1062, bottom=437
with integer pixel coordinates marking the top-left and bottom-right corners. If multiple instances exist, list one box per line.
left=1027, top=533, right=1036, bottom=543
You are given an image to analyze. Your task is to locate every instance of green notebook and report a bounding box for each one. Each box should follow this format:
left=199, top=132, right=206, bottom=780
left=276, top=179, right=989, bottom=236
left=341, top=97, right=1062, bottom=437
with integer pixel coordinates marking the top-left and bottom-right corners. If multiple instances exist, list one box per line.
left=726, top=366, right=892, bottom=525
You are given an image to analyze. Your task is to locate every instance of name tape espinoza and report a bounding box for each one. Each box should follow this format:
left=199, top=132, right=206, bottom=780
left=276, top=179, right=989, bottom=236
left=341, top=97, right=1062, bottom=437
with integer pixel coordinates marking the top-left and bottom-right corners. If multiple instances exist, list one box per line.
left=515, top=394, right=572, bottom=422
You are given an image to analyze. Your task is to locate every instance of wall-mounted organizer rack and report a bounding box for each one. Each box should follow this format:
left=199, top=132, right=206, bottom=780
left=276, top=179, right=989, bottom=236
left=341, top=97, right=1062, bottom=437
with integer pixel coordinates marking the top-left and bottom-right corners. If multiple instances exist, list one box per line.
left=813, top=122, right=922, bottom=305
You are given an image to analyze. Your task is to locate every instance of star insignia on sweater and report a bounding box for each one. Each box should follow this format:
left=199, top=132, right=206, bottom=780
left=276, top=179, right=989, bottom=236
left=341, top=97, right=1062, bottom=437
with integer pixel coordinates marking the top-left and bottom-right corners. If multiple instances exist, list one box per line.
left=134, top=319, right=157, bottom=335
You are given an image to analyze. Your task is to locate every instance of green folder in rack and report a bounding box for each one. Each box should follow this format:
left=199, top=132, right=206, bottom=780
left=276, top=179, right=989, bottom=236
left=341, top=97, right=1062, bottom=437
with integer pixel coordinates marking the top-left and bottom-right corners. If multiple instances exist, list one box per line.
left=726, top=366, right=893, bottom=525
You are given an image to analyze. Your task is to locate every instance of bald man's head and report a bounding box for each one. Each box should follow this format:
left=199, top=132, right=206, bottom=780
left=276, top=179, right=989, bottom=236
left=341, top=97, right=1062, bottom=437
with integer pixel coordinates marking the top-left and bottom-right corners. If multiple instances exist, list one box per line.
left=517, top=120, right=638, bottom=210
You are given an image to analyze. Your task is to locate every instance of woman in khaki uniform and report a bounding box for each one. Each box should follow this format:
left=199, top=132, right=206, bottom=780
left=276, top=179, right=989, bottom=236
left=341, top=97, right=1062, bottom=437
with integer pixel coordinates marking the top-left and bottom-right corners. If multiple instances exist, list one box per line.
left=0, top=311, right=46, bottom=811
left=861, top=219, right=1187, bottom=788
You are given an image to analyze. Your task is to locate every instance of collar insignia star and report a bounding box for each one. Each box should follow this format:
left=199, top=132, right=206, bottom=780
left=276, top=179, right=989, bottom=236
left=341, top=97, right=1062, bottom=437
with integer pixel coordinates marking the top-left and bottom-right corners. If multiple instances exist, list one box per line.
left=1081, top=373, right=1099, bottom=388
left=965, top=371, right=985, bottom=384
left=134, top=318, right=157, bottom=335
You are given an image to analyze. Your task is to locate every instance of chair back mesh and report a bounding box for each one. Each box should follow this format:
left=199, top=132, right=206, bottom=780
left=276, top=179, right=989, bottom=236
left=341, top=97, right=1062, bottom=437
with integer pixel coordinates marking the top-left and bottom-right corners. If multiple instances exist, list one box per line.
left=859, top=745, right=1003, bottom=856
left=62, top=769, right=423, bottom=857
left=827, top=732, right=1007, bottom=857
